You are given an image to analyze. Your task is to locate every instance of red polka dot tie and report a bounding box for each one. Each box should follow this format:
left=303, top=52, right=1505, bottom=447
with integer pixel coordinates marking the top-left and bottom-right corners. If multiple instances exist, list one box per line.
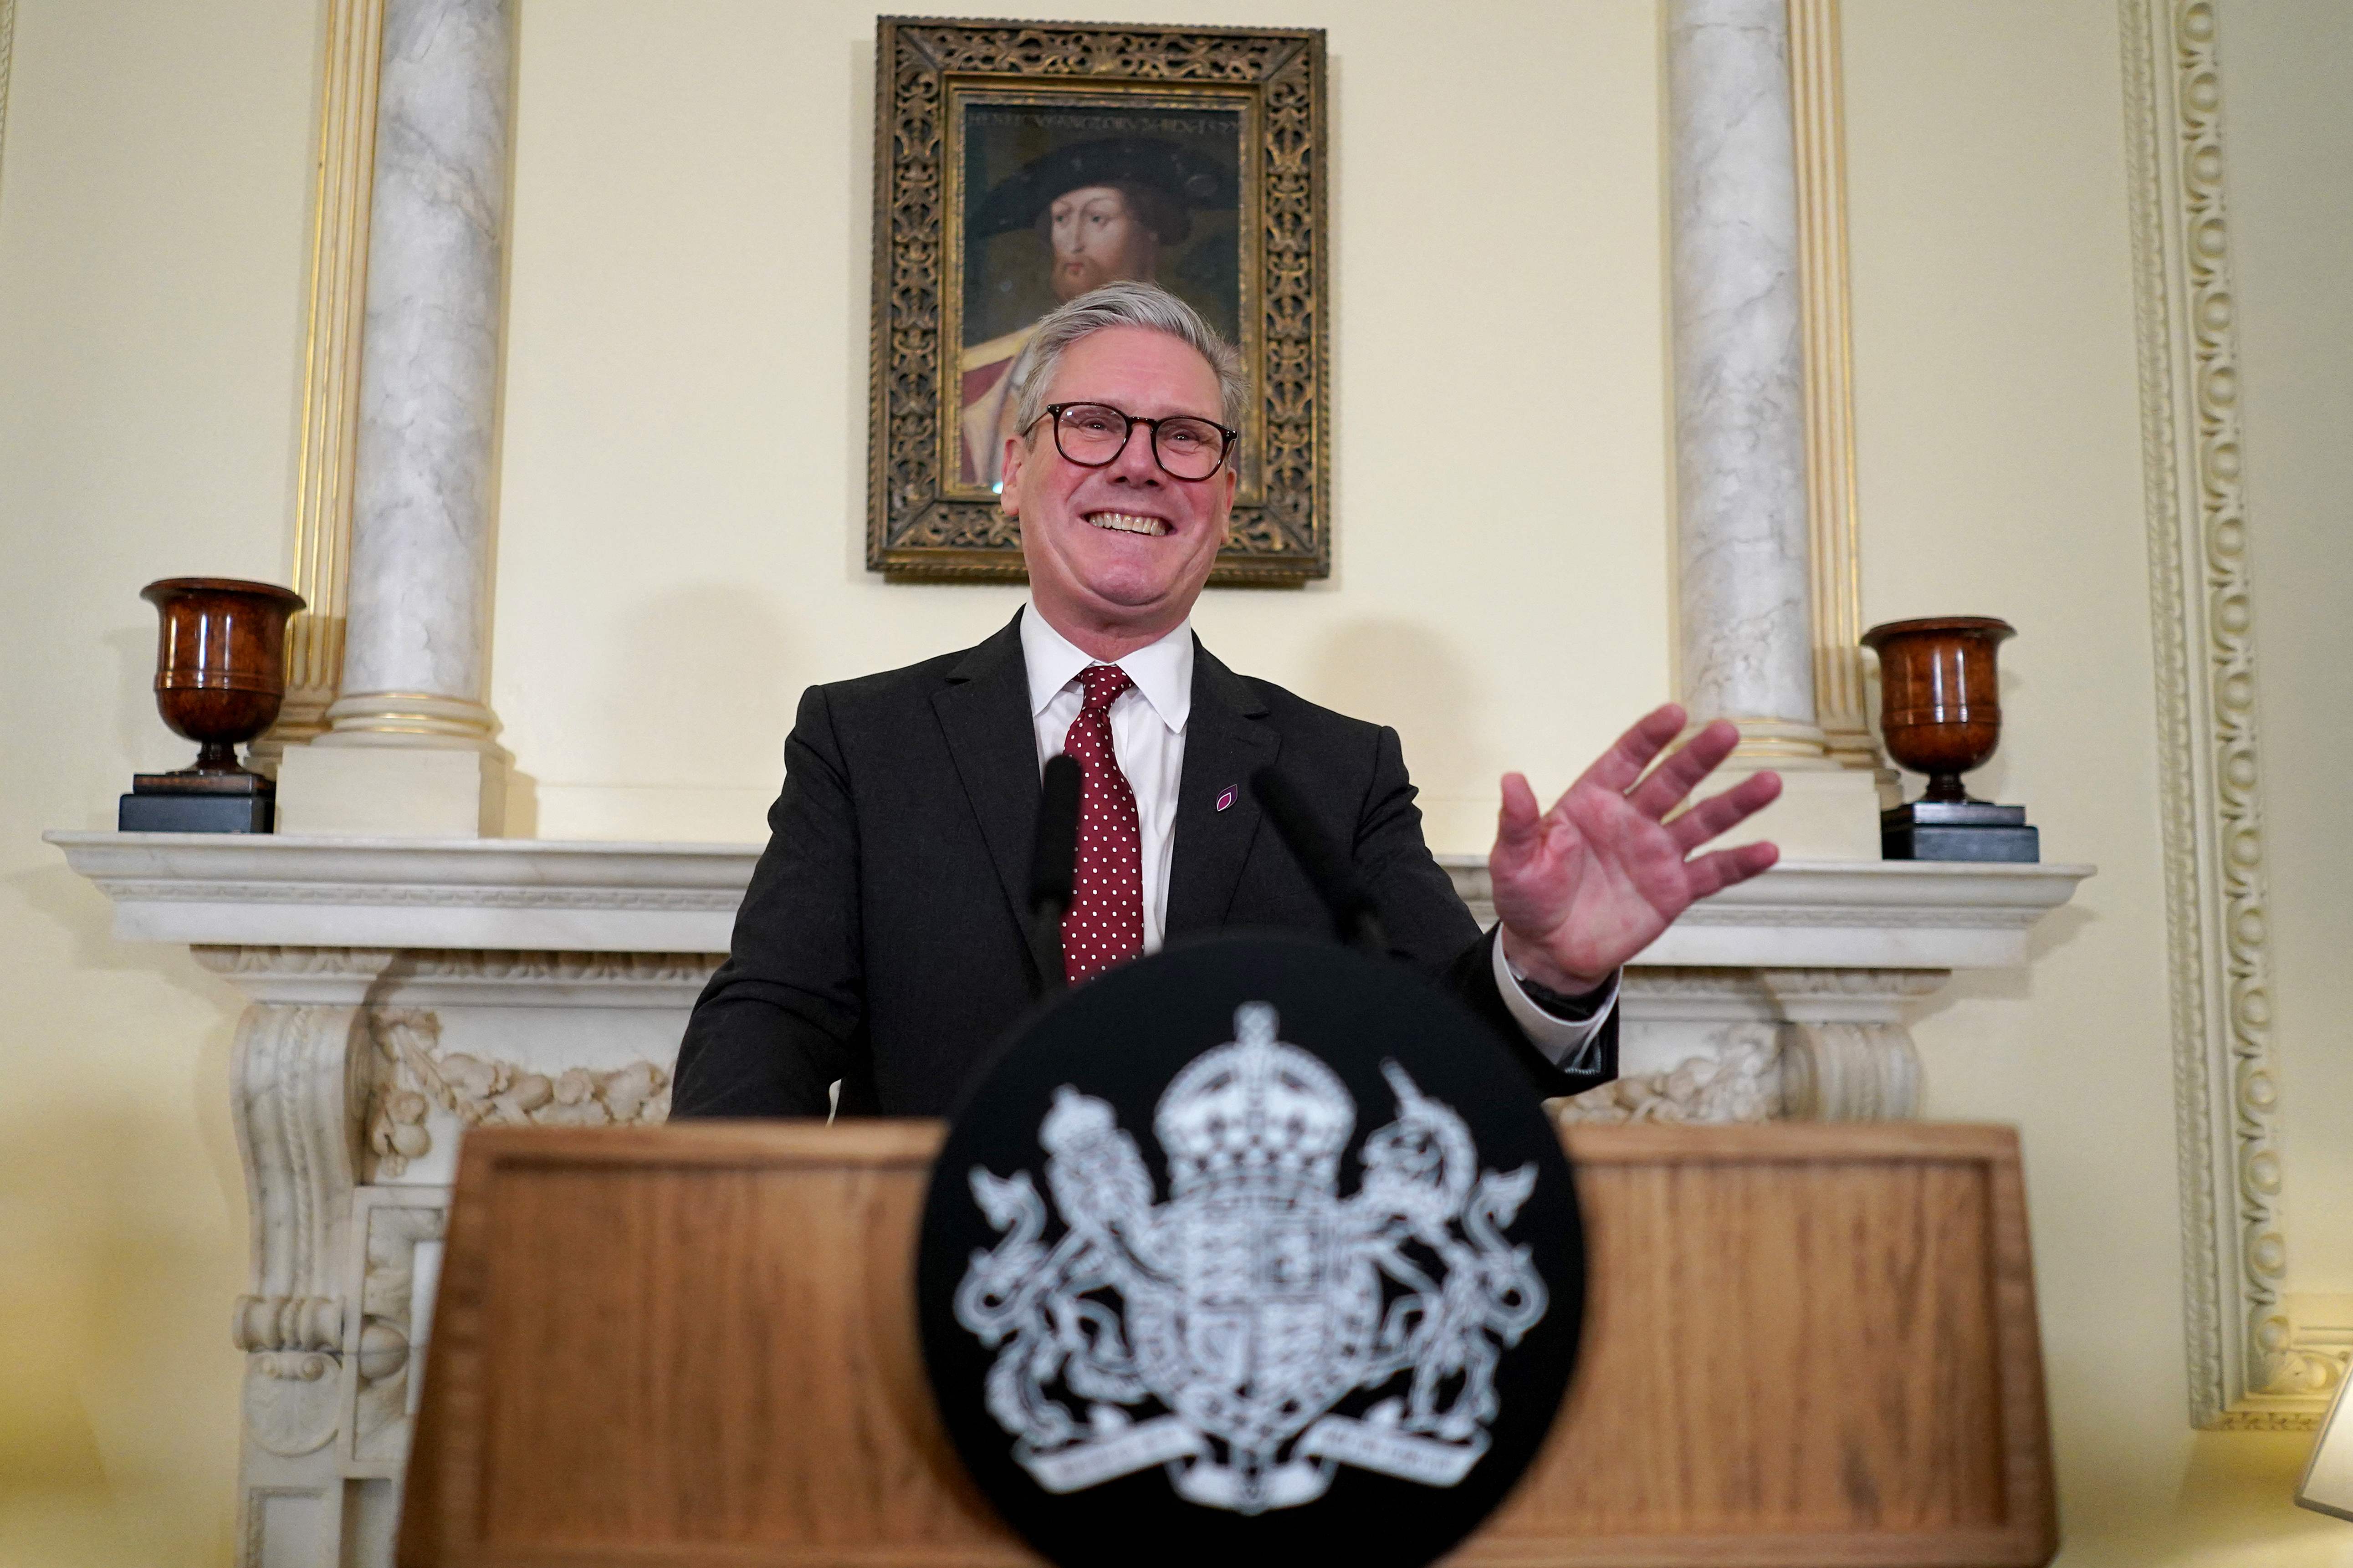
left=1061, top=663, right=1143, bottom=984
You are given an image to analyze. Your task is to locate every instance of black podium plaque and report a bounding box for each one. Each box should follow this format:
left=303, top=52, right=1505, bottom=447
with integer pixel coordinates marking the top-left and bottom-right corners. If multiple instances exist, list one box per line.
left=916, top=935, right=1584, bottom=1568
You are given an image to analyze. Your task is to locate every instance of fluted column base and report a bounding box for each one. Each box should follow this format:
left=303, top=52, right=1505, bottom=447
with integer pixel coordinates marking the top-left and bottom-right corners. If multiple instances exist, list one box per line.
left=1723, top=715, right=1834, bottom=764
left=316, top=690, right=504, bottom=751
left=277, top=690, right=511, bottom=836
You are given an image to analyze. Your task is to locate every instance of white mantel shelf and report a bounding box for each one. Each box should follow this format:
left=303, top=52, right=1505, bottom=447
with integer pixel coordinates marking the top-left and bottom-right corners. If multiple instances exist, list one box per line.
left=45, top=832, right=754, bottom=952
left=47, top=832, right=2091, bottom=970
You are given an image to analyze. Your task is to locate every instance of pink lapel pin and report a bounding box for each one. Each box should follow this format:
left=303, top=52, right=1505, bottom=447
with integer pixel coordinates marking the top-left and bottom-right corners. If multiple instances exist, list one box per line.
left=1215, top=785, right=1237, bottom=812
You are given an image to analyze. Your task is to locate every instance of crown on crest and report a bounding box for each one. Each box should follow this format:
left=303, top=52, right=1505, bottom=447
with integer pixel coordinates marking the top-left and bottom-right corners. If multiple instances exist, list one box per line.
left=1153, top=1004, right=1354, bottom=1199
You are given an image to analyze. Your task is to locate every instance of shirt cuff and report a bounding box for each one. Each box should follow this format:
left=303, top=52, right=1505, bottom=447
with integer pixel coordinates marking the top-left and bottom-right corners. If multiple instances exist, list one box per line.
left=1491, top=935, right=1617, bottom=1074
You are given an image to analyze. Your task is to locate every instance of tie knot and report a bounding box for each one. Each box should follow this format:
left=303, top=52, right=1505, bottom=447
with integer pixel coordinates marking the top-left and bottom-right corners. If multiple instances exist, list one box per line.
left=1078, top=663, right=1133, bottom=713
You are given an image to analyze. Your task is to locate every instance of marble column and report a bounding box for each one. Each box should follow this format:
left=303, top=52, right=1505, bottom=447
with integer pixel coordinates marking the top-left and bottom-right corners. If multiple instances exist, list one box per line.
left=1664, top=0, right=1878, bottom=858
left=1667, top=0, right=1826, bottom=762
left=278, top=0, right=513, bottom=836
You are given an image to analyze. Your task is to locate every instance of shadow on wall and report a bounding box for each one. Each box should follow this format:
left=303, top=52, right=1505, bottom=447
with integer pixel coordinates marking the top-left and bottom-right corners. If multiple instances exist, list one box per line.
left=0, top=1083, right=246, bottom=1567
left=9, top=863, right=225, bottom=1009
left=605, top=586, right=801, bottom=789
left=1, top=848, right=252, bottom=1564
left=1306, top=618, right=1484, bottom=794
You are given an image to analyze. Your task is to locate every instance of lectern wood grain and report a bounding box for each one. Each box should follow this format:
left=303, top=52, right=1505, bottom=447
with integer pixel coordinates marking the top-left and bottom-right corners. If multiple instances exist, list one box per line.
left=399, top=1122, right=2053, bottom=1568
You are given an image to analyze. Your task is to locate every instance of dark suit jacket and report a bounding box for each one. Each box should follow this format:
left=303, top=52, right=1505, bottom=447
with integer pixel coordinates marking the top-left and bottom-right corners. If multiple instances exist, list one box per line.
left=671, top=613, right=1618, bottom=1118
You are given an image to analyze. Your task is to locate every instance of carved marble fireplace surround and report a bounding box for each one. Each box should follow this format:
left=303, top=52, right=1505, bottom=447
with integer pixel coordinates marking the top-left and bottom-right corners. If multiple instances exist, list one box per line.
left=46, top=829, right=2087, bottom=1561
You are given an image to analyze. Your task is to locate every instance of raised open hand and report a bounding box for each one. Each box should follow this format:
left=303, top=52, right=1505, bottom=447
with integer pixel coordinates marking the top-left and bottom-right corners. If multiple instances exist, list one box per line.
left=1489, top=704, right=1782, bottom=993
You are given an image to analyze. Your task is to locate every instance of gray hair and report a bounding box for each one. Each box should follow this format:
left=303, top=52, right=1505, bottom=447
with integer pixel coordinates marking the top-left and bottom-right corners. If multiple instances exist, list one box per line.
left=1006, top=281, right=1247, bottom=439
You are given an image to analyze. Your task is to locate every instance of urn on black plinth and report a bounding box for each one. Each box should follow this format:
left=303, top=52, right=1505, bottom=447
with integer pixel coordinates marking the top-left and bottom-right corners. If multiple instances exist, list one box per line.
left=1862, top=616, right=2039, bottom=863
left=121, top=577, right=306, bottom=833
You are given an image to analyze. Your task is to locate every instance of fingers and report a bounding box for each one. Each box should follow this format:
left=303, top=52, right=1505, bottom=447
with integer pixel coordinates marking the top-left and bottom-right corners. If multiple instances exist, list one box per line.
left=1684, top=839, right=1780, bottom=899
left=1666, top=768, right=1782, bottom=851
left=1570, top=704, right=1687, bottom=798
left=1626, top=718, right=1741, bottom=819
left=1494, top=771, right=1544, bottom=859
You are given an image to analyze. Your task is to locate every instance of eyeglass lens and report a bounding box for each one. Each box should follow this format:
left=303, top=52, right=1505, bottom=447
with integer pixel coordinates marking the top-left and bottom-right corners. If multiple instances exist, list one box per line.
left=1053, top=403, right=1227, bottom=480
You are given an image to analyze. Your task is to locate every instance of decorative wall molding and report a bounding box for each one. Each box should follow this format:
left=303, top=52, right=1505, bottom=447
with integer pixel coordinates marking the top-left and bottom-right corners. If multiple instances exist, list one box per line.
left=263, top=0, right=387, bottom=755
left=2119, top=0, right=2324, bottom=1428
left=123, top=880, right=740, bottom=911
left=191, top=944, right=722, bottom=1011
left=1787, top=0, right=1878, bottom=771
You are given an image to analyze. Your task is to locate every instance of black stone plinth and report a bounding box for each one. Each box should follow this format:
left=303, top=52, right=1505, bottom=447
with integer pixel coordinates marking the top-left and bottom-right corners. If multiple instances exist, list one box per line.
left=120, top=770, right=274, bottom=833
left=1882, top=799, right=2037, bottom=863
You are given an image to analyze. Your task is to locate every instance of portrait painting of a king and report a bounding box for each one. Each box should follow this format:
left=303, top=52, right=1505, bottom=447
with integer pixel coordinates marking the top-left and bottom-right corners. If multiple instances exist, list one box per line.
left=957, top=104, right=1243, bottom=491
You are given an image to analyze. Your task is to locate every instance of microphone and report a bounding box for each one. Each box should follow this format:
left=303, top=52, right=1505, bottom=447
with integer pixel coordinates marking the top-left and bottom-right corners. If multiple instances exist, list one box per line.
left=1249, top=766, right=1389, bottom=957
left=1028, top=755, right=1082, bottom=996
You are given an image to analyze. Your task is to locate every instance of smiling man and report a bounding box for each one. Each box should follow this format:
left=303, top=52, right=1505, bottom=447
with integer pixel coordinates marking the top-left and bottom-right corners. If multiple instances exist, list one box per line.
left=672, top=282, right=1784, bottom=1119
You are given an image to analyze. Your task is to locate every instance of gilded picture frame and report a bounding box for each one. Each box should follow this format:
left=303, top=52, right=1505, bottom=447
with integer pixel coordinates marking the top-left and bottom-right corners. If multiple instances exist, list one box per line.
left=868, top=17, right=1329, bottom=583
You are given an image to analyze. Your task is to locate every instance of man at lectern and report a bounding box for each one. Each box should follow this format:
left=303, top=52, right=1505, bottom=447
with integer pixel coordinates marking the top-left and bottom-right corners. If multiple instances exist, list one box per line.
left=672, top=282, right=1782, bottom=1119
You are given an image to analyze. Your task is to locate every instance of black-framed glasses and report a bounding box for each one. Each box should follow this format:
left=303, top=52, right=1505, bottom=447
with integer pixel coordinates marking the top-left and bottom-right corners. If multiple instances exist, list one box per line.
left=1031, top=402, right=1238, bottom=481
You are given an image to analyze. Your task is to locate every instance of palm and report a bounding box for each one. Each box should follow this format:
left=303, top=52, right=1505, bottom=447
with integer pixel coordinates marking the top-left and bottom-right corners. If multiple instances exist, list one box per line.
left=1489, top=706, right=1780, bottom=991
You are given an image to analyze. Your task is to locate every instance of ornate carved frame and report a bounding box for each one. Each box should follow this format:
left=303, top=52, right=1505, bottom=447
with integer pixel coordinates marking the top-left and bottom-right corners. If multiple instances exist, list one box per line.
left=866, top=17, right=1330, bottom=584
left=2120, top=0, right=2340, bottom=1428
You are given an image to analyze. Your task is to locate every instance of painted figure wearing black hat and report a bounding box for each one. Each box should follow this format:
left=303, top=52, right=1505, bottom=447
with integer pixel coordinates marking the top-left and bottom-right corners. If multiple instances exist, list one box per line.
left=960, top=136, right=1238, bottom=490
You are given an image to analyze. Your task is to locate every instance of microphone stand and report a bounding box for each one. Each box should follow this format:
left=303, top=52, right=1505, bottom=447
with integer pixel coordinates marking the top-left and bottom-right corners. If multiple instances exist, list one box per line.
left=1027, top=755, right=1083, bottom=999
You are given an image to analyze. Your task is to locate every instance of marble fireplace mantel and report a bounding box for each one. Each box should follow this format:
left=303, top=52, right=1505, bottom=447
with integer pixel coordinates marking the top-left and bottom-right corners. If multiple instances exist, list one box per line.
left=51, top=830, right=2088, bottom=965
left=50, top=829, right=2087, bottom=1564
left=51, top=832, right=2092, bottom=1128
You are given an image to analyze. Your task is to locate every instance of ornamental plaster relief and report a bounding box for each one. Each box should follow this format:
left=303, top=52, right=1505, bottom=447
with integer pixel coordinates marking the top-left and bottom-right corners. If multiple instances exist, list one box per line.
left=209, top=970, right=682, bottom=1557
left=363, top=1006, right=669, bottom=1180
left=1553, top=1037, right=1781, bottom=1125
left=348, top=1196, right=446, bottom=1467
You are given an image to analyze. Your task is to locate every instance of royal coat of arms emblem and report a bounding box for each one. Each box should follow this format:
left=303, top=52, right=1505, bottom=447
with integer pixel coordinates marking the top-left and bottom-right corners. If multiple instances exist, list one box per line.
left=952, top=1002, right=1550, bottom=1515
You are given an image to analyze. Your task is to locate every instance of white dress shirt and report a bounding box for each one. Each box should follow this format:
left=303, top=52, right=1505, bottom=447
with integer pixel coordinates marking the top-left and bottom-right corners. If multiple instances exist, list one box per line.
left=1018, top=603, right=1614, bottom=1072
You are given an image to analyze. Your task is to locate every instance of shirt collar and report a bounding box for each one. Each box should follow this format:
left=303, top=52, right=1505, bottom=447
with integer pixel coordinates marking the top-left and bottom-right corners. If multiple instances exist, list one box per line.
left=1020, top=602, right=1194, bottom=734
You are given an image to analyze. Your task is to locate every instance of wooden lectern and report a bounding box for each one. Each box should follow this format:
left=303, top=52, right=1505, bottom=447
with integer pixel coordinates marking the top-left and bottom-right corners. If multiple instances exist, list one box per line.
left=399, top=1122, right=2056, bottom=1567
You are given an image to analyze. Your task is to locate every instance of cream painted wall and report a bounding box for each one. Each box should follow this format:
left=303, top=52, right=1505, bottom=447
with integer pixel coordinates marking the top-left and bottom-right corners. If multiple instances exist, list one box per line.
left=1, top=1, right=2347, bottom=1566
left=490, top=0, right=1673, bottom=852
left=1845, top=1, right=2349, bottom=1563
left=2228, top=0, right=2353, bottom=1305
left=0, top=2, right=321, bottom=1563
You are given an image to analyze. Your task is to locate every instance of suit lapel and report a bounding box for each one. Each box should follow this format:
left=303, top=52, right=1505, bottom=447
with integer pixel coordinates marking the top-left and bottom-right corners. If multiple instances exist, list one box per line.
left=1166, top=641, right=1279, bottom=939
left=930, top=614, right=1054, bottom=980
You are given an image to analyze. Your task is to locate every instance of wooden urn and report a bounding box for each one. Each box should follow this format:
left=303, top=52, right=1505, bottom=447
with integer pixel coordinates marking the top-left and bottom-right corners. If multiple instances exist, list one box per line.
left=123, top=577, right=306, bottom=832
left=1861, top=616, right=2012, bottom=801
left=1861, top=616, right=2038, bottom=862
